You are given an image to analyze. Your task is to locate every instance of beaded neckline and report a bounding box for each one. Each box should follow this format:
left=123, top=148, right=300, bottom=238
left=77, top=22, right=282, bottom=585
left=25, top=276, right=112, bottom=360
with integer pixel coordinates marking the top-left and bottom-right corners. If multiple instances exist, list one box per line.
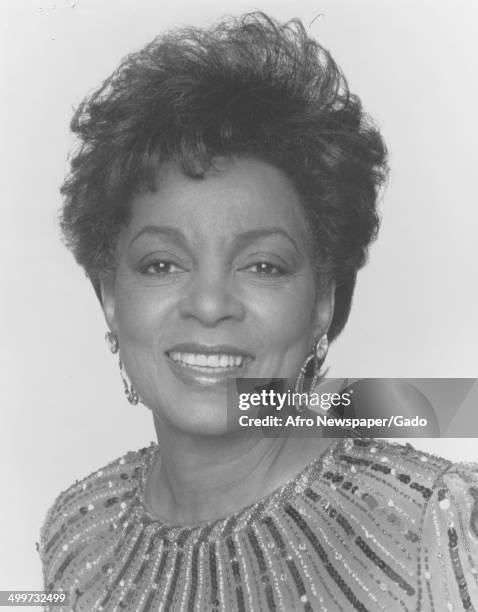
left=133, top=438, right=344, bottom=537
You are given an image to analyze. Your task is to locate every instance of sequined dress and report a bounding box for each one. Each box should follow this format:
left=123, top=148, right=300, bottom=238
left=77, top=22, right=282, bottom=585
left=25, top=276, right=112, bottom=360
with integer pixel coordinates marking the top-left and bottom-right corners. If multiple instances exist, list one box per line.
left=39, top=438, right=478, bottom=611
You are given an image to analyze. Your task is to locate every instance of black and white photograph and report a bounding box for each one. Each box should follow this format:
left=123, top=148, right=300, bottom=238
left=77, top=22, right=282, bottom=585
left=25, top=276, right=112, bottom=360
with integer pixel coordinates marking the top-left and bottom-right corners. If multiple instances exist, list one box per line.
left=2, top=1, right=478, bottom=610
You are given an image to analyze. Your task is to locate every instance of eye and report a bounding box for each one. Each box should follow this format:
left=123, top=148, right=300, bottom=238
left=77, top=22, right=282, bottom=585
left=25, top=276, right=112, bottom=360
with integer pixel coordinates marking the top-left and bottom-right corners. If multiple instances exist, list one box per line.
left=244, top=262, right=285, bottom=276
left=140, top=260, right=185, bottom=275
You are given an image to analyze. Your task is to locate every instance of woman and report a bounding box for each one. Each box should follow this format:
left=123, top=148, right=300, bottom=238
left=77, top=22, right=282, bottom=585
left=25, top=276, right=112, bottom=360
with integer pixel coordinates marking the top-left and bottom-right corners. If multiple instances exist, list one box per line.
left=39, top=13, right=478, bottom=612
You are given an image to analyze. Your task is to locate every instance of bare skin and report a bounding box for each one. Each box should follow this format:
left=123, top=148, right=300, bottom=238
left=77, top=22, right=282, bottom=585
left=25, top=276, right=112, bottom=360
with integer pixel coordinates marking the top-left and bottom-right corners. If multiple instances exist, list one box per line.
left=144, top=413, right=334, bottom=524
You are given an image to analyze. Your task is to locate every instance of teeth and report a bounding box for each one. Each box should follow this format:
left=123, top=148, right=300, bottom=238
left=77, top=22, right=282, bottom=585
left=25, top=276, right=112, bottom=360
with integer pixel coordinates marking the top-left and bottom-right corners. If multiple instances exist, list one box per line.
left=169, top=352, right=245, bottom=368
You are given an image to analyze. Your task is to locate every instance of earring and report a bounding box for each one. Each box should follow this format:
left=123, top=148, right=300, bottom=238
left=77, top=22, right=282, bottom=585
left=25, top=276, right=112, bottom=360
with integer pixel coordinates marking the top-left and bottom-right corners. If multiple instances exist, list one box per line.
left=105, top=331, right=119, bottom=353
left=104, top=331, right=139, bottom=405
left=294, top=334, right=329, bottom=399
left=315, top=334, right=329, bottom=361
left=119, top=358, right=139, bottom=405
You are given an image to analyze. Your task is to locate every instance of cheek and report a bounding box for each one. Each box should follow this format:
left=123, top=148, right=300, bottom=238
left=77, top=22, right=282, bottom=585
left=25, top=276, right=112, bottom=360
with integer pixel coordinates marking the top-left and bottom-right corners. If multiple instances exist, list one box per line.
left=114, top=282, right=171, bottom=349
left=113, top=284, right=174, bottom=403
left=250, top=281, right=317, bottom=350
left=115, top=291, right=148, bottom=343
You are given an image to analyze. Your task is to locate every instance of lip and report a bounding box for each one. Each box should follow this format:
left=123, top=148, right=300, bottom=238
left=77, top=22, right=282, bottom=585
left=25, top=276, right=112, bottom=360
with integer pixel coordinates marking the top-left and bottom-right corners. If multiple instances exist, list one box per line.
left=165, top=342, right=255, bottom=388
left=167, top=342, right=253, bottom=356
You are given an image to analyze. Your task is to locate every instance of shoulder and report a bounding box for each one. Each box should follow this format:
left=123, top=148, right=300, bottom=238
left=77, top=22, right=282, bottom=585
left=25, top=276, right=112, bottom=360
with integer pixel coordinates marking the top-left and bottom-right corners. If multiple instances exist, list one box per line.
left=333, top=436, right=478, bottom=493
left=327, top=438, right=478, bottom=609
left=331, top=437, right=478, bottom=527
left=333, top=436, right=454, bottom=470
left=417, top=449, right=478, bottom=610
left=327, top=436, right=456, bottom=505
left=38, top=443, right=156, bottom=592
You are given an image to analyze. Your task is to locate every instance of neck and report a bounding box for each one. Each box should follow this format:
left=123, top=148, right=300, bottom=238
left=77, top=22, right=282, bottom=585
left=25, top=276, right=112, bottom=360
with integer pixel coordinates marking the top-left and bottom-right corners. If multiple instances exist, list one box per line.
left=145, top=411, right=332, bottom=525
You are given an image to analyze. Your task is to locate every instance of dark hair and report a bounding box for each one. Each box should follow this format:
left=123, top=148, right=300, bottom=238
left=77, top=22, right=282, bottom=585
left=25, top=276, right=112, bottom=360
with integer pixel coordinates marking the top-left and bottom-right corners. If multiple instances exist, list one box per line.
left=60, top=12, right=388, bottom=342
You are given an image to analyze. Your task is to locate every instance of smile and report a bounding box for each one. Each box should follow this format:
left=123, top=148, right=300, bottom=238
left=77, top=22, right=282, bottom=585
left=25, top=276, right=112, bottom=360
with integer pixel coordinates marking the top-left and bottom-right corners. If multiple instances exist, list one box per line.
left=165, top=343, right=254, bottom=387
left=168, top=352, right=245, bottom=370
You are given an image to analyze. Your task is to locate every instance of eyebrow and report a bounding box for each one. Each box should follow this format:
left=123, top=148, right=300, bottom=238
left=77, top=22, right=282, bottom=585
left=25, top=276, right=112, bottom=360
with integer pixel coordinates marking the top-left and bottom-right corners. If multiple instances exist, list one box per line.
left=130, top=225, right=300, bottom=254
left=130, top=226, right=187, bottom=248
left=233, top=228, right=300, bottom=254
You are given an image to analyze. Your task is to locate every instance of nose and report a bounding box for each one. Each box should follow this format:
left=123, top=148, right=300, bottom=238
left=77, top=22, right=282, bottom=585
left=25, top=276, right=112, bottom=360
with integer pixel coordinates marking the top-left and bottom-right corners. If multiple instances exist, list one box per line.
left=177, top=270, right=245, bottom=326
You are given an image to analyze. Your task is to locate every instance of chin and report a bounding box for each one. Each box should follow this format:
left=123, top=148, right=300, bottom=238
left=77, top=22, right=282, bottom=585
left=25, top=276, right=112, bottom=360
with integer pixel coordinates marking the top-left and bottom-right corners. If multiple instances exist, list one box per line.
left=170, top=414, right=232, bottom=437
left=152, top=395, right=234, bottom=437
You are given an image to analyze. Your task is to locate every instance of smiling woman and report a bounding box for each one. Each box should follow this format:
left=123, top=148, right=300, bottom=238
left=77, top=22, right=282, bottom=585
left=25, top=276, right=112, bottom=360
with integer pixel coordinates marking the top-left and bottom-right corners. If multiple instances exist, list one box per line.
left=102, top=159, right=328, bottom=437
left=38, top=11, right=478, bottom=612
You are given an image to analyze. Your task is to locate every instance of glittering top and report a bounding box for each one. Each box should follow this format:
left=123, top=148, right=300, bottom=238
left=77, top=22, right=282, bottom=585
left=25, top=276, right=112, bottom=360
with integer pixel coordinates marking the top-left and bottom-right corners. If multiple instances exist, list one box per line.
left=39, top=438, right=478, bottom=611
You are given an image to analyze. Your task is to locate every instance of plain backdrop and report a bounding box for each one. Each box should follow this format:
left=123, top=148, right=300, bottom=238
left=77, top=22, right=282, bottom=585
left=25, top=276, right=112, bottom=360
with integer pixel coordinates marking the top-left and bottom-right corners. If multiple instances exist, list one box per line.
left=1, top=0, right=477, bottom=593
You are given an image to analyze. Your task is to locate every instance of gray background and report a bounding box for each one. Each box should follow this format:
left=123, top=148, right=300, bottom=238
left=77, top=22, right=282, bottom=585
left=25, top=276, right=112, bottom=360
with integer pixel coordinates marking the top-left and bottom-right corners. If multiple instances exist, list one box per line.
left=1, top=0, right=477, bottom=593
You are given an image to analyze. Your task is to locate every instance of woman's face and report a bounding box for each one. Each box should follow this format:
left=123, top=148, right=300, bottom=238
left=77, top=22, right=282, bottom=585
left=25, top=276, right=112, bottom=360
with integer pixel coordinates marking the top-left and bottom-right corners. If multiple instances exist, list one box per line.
left=101, top=158, right=334, bottom=435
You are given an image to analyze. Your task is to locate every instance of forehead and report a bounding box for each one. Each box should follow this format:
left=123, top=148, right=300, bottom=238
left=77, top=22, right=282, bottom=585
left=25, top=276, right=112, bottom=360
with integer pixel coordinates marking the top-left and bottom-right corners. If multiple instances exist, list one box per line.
left=124, top=157, right=312, bottom=245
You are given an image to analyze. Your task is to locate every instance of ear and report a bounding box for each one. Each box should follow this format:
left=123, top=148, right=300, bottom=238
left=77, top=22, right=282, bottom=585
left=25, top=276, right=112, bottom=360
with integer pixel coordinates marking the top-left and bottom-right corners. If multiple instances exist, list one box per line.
left=99, top=272, right=118, bottom=335
left=311, top=281, right=335, bottom=341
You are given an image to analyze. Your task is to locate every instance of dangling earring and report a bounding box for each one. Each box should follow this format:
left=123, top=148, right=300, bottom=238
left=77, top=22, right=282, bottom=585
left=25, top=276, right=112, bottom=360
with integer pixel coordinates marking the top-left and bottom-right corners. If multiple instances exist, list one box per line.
left=104, top=331, right=139, bottom=405
left=294, top=334, right=329, bottom=399
left=118, top=358, right=139, bottom=405
left=105, top=331, right=118, bottom=354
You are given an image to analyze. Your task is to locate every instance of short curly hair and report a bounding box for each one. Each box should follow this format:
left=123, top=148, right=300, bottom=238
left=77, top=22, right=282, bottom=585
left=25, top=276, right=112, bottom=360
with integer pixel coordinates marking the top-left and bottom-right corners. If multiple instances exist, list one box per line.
left=60, top=12, right=388, bottom=342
